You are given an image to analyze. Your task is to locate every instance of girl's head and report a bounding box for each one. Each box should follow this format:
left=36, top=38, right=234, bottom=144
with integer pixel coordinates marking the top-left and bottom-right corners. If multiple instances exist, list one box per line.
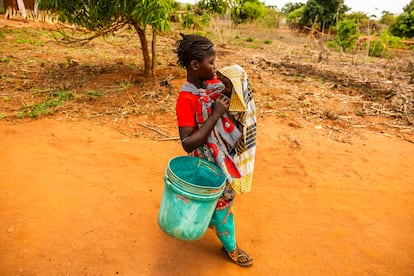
left=175, top=33, right=216, bottom=81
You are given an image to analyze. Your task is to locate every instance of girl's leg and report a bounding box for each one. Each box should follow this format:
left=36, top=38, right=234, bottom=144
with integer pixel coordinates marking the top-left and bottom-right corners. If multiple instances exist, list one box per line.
left=209, top=195, right=253, bottom=266
left=209, top=197, right=236, bottom=252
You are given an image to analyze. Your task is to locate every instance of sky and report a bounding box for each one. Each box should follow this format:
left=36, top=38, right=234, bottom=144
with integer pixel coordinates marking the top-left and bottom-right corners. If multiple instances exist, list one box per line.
left=179, top=0, right=411, bottom=17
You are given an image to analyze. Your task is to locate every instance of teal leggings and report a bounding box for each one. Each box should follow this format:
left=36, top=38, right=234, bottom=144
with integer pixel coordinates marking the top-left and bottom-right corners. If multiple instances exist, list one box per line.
left=209, top=200, right=236, bottom=252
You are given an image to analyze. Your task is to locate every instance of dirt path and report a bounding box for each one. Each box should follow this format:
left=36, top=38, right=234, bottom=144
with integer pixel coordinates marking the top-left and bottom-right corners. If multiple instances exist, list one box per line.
left=1, top=117, right=413, bottom=275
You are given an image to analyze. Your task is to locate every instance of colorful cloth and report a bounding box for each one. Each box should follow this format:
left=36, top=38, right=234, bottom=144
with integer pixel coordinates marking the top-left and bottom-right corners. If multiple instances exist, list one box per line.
left=179, top=65, right=257, bottom=194
left=218, top=65, right=257, bottom=193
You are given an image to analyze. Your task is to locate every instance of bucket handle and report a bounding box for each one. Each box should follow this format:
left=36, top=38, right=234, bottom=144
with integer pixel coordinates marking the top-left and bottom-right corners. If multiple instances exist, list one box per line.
left=197, top=159, right=223, bottom=177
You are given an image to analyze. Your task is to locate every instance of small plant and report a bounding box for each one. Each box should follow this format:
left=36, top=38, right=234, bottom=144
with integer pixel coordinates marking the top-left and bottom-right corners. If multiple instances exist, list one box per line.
left=199, top=13, right=211, bottom=27
left=235, top=35, right=240, bottom=39
left=119, top=81, right=133, bottom=91
left=181, top=13, right=196, bottom=29
left=0, top=57, right=10, bottom=63
left=369, top=31, right=404, bottom=58
left=245, top=37, right=255, bottom=42
left=263, top=39, right=272, bottom=44
left=325, top=40, right=339, bottom=50
left=0, top=113, right=6, bottom=119
left=85, top=90, right=103, bottom=97
left=19, top=90, right=74, bottom=118
left=3, top=96, right=10, bottom=102
left=334, top=18, right=358, bottom=52
left=15, top=39, right=44, bottom=46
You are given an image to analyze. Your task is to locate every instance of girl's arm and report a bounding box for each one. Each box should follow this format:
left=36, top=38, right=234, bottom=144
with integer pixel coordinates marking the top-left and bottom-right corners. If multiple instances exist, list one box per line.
left=179, top=95, right=229, bottom=153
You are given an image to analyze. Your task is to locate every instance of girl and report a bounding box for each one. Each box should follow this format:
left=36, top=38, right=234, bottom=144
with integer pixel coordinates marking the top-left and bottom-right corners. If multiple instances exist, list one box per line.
left=175, top=33, right=256, bottom=267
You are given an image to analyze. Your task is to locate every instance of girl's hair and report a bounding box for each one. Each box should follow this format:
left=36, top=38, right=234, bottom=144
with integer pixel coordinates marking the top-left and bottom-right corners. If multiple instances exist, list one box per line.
left=175, top=33, right=215, bottom=69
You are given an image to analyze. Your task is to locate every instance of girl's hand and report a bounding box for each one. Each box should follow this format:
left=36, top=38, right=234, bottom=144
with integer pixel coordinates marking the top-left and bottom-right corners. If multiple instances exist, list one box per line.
left=212, top=95, right=229, bottom=117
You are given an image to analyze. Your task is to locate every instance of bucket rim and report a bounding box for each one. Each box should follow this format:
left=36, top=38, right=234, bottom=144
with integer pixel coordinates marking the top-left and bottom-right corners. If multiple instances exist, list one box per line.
left=167, top=156, right=226, bottom=190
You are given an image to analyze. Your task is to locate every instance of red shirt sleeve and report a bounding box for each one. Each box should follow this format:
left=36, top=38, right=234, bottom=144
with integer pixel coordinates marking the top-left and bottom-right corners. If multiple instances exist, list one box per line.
left=176, top=92, right=199, bottom=127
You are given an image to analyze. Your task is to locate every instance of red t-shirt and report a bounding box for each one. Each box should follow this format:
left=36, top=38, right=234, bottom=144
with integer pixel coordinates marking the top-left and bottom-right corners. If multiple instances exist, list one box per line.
left=176, top=92, right=198, bottom=127
left=176, top=79, right=222, bottom=127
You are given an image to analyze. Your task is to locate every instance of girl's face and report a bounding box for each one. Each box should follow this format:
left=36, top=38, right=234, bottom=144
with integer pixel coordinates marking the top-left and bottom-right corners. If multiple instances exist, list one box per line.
left=196, top=48, right=217, bottom=81
left=216, top=72, right=233, bottom=97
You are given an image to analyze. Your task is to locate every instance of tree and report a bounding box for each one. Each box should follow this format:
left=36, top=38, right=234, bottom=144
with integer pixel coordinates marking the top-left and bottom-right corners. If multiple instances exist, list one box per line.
left=286, top=5, right=306, bottom=28
left=230, top=0, right=265, bottom=24
left=300, top=0, right=348, bottom=31
left=333, top=18, right=358, bottom=52
left=197, top=0, right=228, bottom=15
left=281, top=2, right=305, bottom=15
left=380, top=11, right=397, bottom=27
left=38, top=0, right=173, bottom=77
left=390, top=0, right=414, bottom=38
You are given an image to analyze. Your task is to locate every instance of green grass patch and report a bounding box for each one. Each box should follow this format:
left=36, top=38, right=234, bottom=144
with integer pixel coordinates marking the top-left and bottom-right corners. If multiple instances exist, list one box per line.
left=15, top=39, right=44, bottom=46
left=85, top=90, right=103, bottom=97
left=18, top=90, right=74, bottom=118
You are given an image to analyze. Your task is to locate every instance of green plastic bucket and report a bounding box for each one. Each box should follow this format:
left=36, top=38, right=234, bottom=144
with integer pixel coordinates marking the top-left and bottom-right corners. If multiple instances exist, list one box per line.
left=158, top=156, right=226, bottom=240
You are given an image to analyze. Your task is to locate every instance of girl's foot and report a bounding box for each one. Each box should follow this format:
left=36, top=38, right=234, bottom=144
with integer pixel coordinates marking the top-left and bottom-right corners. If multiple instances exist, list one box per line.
left=225, top=247, right=254, bottom=267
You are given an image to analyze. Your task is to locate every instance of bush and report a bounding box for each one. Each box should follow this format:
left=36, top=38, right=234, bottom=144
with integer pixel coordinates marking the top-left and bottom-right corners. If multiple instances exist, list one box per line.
left=369, top=31, right=405, bottom=57
left=256, top=6, right=280, bottom=28
left=181, top=13, right=196, bottom=29
left=231, top=0, right=266, bottom=24
left=334, top=18, right=358, bottom=52
left=390, top=0, right=414, bottom=38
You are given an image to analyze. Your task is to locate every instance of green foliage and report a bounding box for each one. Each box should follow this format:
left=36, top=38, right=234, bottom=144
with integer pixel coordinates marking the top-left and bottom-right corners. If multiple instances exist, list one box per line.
left=199, top=13, right=211, bottom=27
left=197, top=0, right=228, bottom=15
left=181, top=13, right=196, bottom=28
left=85, top=90, right=103, bottom=97
left=390, top=0, right=414, bottom=38
left=287, top=5, right=305, bottom=27
left=0, top=57, right=10, bottom=63
left=369, top=31, right=405, bottom=57
left=19, top=90, right=74, bottom=118
left=231, top=0, right=266, bottom=24
left=300, top=0, right=349, bottom=30
left=333, top=18, right=358, bottom=51
left=281, top=2, right=305, bottom=15
left=245, top=37, right=254, bottom=42
left=380, top=11, right=397, bottom=26
left=181, top=12, right=210, bottom=30
left=257, top=6, right=281, bottom=28
left=38, top=0, right=173, bottom=77
left=263, top=39, right=272, bottom=44
left=325, top=39, right=339, bottom=50
left=170, top=1, right=182, bottom=10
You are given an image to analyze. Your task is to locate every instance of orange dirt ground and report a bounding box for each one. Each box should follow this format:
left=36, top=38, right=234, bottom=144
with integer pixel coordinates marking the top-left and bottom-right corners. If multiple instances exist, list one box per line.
left=1, top=116, right=413, bottom=275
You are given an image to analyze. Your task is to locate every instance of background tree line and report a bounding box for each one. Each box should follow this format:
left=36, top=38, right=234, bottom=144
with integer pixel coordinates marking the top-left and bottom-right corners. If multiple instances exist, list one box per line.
left=2, top=0, right=412, bottom=77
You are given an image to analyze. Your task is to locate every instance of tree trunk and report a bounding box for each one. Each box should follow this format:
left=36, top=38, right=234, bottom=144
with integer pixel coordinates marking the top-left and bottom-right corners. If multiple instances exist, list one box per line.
left=16, top=0, right=26, bottom=18
left=151, top=28, right=157, bottom=77
left=133, top=23, right=151, bottom=78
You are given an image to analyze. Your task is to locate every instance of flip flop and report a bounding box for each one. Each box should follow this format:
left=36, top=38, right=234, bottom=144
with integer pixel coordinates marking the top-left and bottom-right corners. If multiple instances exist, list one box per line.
left=223, top=247, right=254, bottom=267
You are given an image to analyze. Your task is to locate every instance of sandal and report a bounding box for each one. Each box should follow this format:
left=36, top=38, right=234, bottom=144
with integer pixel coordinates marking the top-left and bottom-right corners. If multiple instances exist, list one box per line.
left=223, top=247, right=254, bottom=267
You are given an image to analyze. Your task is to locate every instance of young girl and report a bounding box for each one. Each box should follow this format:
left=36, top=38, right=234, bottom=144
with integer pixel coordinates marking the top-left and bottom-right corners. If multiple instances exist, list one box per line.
left=175, top=33, right=255, bottom=267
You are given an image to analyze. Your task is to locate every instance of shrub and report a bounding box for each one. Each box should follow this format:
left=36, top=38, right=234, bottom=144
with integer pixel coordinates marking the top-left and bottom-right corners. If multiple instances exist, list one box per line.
left=333, top=18, right=358, bottom=52
left=369, top=31, right=405, bottom=57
